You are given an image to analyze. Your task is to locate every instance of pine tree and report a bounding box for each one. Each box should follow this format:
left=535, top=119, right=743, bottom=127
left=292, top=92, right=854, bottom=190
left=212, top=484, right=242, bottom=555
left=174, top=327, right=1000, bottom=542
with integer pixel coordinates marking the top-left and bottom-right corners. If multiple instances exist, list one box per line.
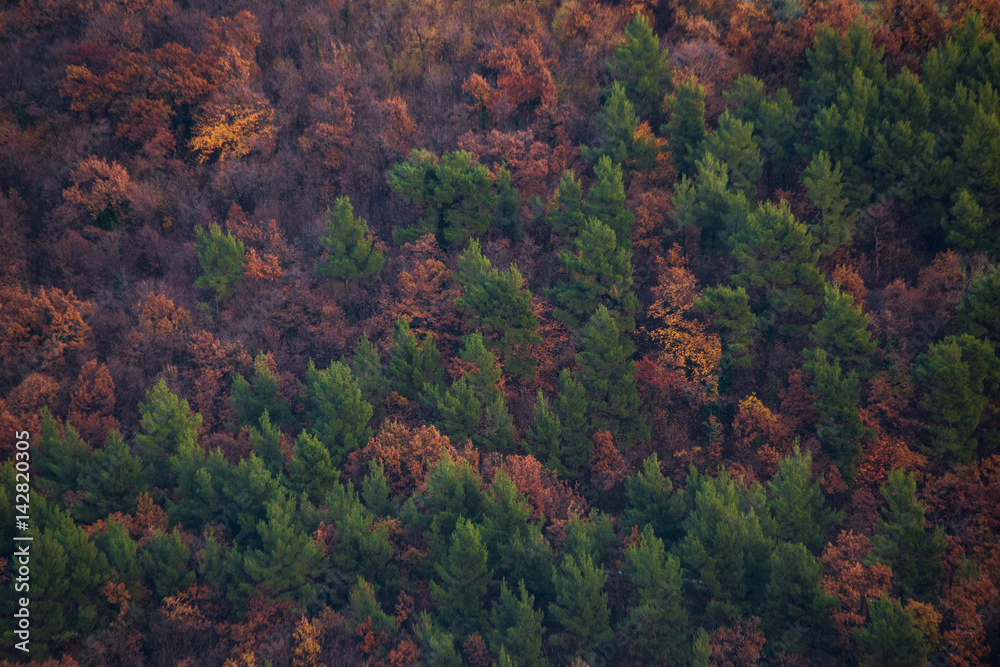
left=691, top=627, right=712, bottom=666
left=349, top=576, right=396, bottom=635
left=623, top=454, right=684, bottom=542
left=801, top=19, right=887, bottom=109
left=701, top=112, right=763, bottom=195
left=622, top=525, right=689, bottom=663
left=389, top=317, right=444, bottom=399
left=526, top=390, right=566, bottom=475
left=390, top=149, right=498, bottom=250
left=482, top=391, right=517, bottom=453
left=585, top=82, right=658, bottom=171
left=672, top=152, right=752, bottom=253
left=872, top=470, right=947, bottom=601
left=809, top=283, right=876, bottom=375
left=141, top=527, right=195, bottom=599
left=78, top=429, right=150, bottom=522
left=547, top=218, right=639, bottom=331
left=12, top=508, right=110, bottom=657
left=854, top=595, right=930, bottom=667
left=725, top=75, right=799, bottom=187
left=731, top=200, right=825, bottom=337
left=763, top=541, right=836, bottom=644
left=584, top=156, right=635, bottom=246
left=696, top=285, right=756, bottom=370
left=456, top=241, right=541, bottom=377
left=438, top=377, right=482, bottom=444
left=415, top=612, right=463, bottom=667
left=423, top=452, right=487, bottom=559
left=350, top=334, right=390, bottom=419
left=95, top=518, right=142, bottom=592
left=194, top=222, right=245, bottom=304
left=327, top=481, right=396, bottom=597
left=912, top=334, right=1000, bottom=462
left=136, top=379, right=202, bottom=490
left=227, top=493, right=324, bottom=614
left=548, top=553, right=613, bottom=664
left=230, top=351, right=295, bottom=429
left=768, top=445, right=840, bottom=551
left=248, top=411, right=285, bottom=477
left=944, top=188, right=992, bottom=253
left=495, top=165, right=523, bottom=240
left=361, top=460, right=394, bottom=518
left=290, top=431, right=339, bottom=504
left=36, top=408, right=89, bottom=500
left=957, top=266, right=1000, bottom=342
left=803, top=348, right=873, bottom=473
left=481, top=471, right=553, bottom=599
left=554, top=369, right=592, bottom=477
left=549, top=170, right=587, bottom=237
left=489, top=579, right=546, bottom=667
left=304, top=359, right=373, bottom=466
left=607, top=13, right=672, bottom=120
left=576, top=305, right=648, bottom=448
left=802, top=151, right=856, bottom=256
left=431, top=517, right=492, bottom=637
left=679, top=467, right=772, bottom=621
left=317, top=195, right=385, bottom=286
left=662, top=75, right=707, bottom=176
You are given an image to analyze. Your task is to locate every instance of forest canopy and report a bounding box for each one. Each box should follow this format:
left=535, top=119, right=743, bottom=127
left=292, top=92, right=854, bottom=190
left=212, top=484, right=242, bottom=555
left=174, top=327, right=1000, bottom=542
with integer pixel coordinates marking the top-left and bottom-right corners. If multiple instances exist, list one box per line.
left=1, top=0, right=1000, bottom=664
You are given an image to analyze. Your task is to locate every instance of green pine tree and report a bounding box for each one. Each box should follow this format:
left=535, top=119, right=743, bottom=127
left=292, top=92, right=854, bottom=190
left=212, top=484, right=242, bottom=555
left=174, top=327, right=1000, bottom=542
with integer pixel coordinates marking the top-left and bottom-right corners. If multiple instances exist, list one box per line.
left=431, top=517, right=493, bottom=637
left=481, top=471, right=553, bottom=600
left=456, top=241, right=541, bottom=377
left=679, top=467, right=772, bottom=622
left=141, top=527, right=195, bottom=599
left=227, top=493, right=324, bottom=614
left=944, top=188, right=992, bottom=253
left=304, top=359, right=373, bottom=466
left=607, top=13, right=672, bottom=120
left=671, top=152, right=752, bottom=253
left=388, top=317, right=444, bottom=399
left=622, top=525, right=689, bottom=663
left=809, top=283, right=876, bottom=375
left=696, top=285, right=756, bottom=371
left=549, top=170, right=587, bottom=237
left=415, top=612, right=463, bottom=667
left=547, top=218, right=639, bottom=331
left=78, top=429, right=150, bottom=522
left=576, top=305, right=648, bottom=448
left=136, top=379, right=202, bottom=490
left=854, top=595, right=930, bottom=667
left=701, top=113, right=763, bottom=195
left=248, top=411, right=285, bottom=477
left=361, top=460, right=394, bottom=518
left=762, top=541, right=836, bottom=646
left=548, top=553, right=613, bottom=664
left=912, top=334, right=1000, bottom=462
left=662, top=75, right=708, bottom=175
left=290, top=431, right=339, bottom=504
left=317, top=195, right=385, bottom=286
left=554, top=369, right=592, bottom=478
left=768, top=445, right=840, bottom=551
left=230, top=351, right=295, bottom=429
left=350, top=333, right=391, bottom=420
left=194, top=222, right=245, bottom=304
left=495, top=165, right=523, bottom=240
left=585, top=82, right=658, bottom=172
left=957, top=266, right=1000, bottom=342
left=872, top=470, right=947, bottom=601
left=802, top=348, right=874, bottom=473
left=731, top=200, right=825, bottom=337
left=623, top=453, right=684, bottom=542
left=390, top=149, right=498, bottom=250
left=489, top=579, right=546, bottom=667
left=584, top=156, right=635, bottom=247
left=35, top=408, right=89, bottom=501
left=802, top=151, right=857, bottom=255
left=526, top=390, right=566, bottom=475
left=349, top=576, right=396, bottom=635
